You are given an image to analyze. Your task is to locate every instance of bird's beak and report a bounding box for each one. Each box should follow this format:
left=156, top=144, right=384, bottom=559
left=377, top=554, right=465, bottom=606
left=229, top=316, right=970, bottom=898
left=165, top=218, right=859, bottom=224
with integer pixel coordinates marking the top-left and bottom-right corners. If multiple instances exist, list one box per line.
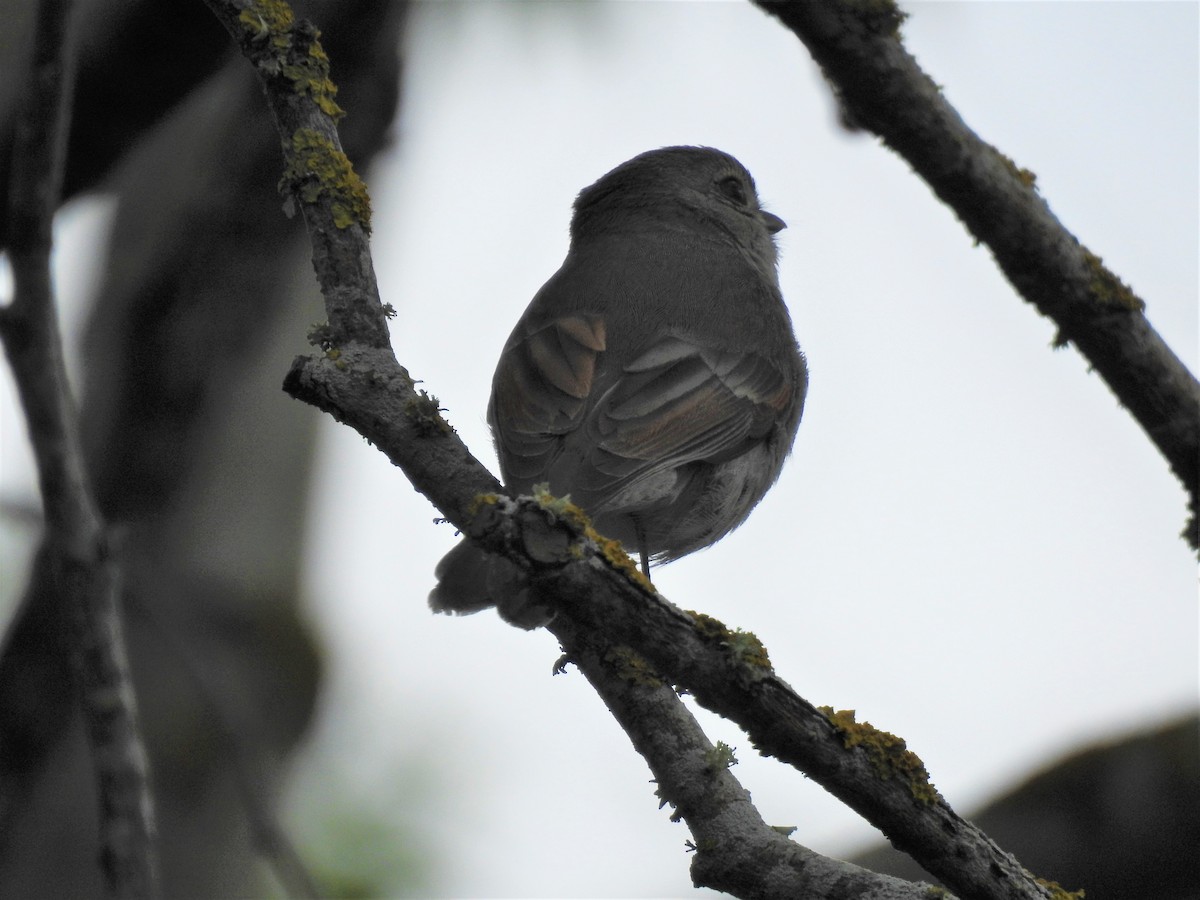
left=761, top=211, right=786, bottom=234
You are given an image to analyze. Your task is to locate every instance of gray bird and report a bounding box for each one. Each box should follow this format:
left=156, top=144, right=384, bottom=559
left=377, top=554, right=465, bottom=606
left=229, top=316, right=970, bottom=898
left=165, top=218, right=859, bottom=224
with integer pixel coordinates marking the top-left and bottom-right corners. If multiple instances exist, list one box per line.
left=431, top=146, right=806, bottom=624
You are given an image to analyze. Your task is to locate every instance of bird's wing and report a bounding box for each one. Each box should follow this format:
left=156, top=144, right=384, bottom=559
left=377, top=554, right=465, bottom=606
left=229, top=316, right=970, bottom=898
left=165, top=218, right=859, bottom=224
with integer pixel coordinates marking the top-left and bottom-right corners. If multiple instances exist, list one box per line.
left=578, top=335, right=796, bottom=503
left=489, top=313, right=607, bottom=482
left=491, top=313, right=797, bottom=506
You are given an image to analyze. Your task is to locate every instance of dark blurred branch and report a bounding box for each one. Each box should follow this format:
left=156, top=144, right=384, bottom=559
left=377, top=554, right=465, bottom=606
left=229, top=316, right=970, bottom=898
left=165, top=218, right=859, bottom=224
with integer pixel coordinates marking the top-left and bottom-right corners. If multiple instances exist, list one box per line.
left=753, top=0, right=1200, bottom=550
left=130, top=595, right=322, bottom=900
left=0, top=1, right=159, bottom=898
left=0, top=1, right=232, bottom=250
left=203, top=2, right=1058, bottom=897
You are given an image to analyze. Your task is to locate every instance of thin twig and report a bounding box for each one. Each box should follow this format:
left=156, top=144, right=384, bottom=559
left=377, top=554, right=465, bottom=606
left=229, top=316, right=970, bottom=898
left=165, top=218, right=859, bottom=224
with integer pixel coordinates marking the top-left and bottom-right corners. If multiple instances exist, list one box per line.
left=0, top=1, right=160, bottom=897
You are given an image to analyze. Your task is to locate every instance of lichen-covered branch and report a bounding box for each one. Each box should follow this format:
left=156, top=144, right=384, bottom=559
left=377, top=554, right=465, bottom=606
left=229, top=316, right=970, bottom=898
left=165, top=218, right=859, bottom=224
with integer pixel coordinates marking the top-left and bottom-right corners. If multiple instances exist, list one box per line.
left=202, top=0, right=387, bottom=350
left=469, top=494, right=1054, bottom=900
left=208, top=1, right=1064, bottom=898
left=549, top=612, right=944, bottom=899
left=0, top=1, right=159, bottom=897
left=752, top=0, right=1200, bottom=550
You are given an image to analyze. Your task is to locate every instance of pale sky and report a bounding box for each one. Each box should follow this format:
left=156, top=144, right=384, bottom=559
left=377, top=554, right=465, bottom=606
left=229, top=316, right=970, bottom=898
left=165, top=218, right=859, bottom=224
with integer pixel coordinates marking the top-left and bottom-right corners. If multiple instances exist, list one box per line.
left=2, top=2, right=1197, bottom=898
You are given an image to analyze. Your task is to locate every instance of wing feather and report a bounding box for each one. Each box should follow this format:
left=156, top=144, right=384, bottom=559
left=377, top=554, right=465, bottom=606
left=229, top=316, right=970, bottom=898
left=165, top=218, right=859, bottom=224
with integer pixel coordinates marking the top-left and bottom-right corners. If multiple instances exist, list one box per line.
left=490, top=314, right=606, bottom=481
left=491, top=313, right=797, bottom=515
left=582, top=337, right=795, bottom=509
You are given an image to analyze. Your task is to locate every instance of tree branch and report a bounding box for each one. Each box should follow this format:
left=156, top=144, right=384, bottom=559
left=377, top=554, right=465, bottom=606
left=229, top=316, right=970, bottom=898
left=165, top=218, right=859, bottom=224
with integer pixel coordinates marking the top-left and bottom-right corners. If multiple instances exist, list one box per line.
left=751, top=0, right=1200, bottom=551
left=0, top=0, right=159, bottom=897
left=206, top=1, right=1072, bottom=897
left=550, top=613, right=942, bottom=899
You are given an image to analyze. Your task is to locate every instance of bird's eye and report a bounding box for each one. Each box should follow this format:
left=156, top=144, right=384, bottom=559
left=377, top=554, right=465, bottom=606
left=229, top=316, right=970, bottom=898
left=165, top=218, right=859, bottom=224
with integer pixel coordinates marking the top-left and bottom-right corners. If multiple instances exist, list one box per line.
left=717, top=175, right=748, bottom=205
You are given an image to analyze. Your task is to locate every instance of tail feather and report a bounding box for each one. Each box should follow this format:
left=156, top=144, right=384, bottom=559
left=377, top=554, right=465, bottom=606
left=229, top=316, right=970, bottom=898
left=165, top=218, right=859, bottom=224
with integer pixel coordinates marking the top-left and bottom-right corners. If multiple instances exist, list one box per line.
left=430, top=539, right=554, bottom=629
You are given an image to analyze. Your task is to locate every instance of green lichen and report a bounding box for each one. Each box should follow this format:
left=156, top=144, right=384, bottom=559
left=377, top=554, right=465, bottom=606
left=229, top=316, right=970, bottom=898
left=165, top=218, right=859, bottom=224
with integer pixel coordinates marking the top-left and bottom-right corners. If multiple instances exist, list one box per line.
left=687, top=612, right=772, bottom=671
left=529, top=484, right=653, bottom=592
left=819, top=707, right=941, bottom=806
left=403, top=388, right=451, bottom=435
left=725, top=629, right=771, bottom=670
left=531, top=482, right=577, bottom=517
left=281, top=128, right=372, bottom=231
left=1082, top=249, right=1144, bottom=312
left=603, top=645, right=663, bottom=688
left=923, top=888, right=951, bottom=899
left=704, top=741, right=738, bottom=771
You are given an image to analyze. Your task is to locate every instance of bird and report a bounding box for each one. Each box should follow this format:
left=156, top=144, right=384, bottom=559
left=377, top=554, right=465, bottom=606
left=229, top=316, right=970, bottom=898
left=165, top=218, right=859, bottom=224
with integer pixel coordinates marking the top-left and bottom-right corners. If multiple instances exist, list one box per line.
left=430, top=146, right=807, bottom=625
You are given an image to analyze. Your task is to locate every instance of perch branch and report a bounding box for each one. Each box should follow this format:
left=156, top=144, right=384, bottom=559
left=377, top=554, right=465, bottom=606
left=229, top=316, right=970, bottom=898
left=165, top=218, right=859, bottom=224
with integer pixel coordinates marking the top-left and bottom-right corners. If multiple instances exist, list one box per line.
left=550, top=612, right=945, bottom=899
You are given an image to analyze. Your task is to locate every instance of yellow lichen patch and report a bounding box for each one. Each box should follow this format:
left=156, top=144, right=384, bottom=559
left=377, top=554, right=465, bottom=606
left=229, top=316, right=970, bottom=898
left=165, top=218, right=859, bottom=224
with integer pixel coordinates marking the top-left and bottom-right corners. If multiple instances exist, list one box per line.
left=819, top=707, right=941, bottom=806
left=687, top=613, right=771, bottom=670
left=323, top=346, right=346, bottom=371
left=603, top=645, right=663, bottom=688
left=282, top=128, right=371, bottom=231
left=237, top=0, right=294, bottom=39
left=528, top=485, right=654, bottom=592
left=592, top=527, right=652, bottom=591
left=467, top=493, right=500, bottom=516
left=280, top=44, right=344, bottom=120
left=1082, top=249, right=1144, bottom=312
left=997, top=150, right=1038, bottom=190
left=688, top=611, right=728, bottom=640
left=1036, top=879, right=1086, bottom=900
left=237, top=0, right=344, bottom=119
